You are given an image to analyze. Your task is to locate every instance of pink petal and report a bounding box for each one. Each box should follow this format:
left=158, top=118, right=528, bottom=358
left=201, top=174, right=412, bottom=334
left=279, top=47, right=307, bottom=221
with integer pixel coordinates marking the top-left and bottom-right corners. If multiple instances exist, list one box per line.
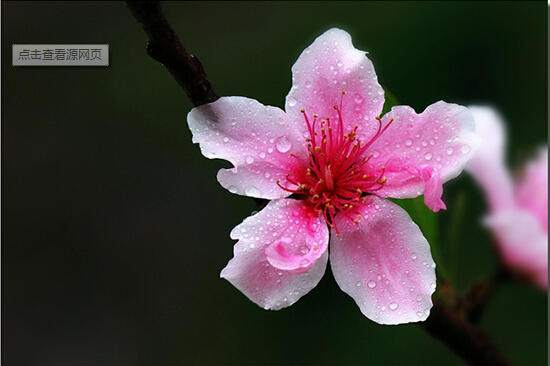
left=466, top=106, right=515, bottom=211
left=330, top=197, right=436, bottom=324
left=220, top=199, right=329, bottom=310
left=285, top=28, right=384, bottom=142
left=369, top=102, right=479, bottom=211
left=515, top=147, right=548, bottom=232
left=486, top=210, right=548, bottom=289
left=187, top=96, right=307, bottom=199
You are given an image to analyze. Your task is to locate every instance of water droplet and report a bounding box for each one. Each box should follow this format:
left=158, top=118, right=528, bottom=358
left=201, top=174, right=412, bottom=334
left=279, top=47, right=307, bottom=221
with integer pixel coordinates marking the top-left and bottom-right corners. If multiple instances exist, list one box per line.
left=300, top=258, right=311, bottom=267
left=228, top=185, right=238, bottom=194
left=299, top=245, right=310, bottom=255
left=461, top=145, right=471, bottom=154
left=367, top=280, right=376, bottom=288
left=246, top=156, right=254, bottom=164
left=223, top=137, right=229, bottom=143
left=275, top=136, right=291, bottom=153
left=259, top=152, right=266, bottom=159
left=245, top=186, right=260, bottom=196
left=411, top=253, right=417, bottom=260
left=354, top=93, right=363, bottom=104
left=416, top=311, right=424, bottom=318
left=355, top=281, right=362, bottom=287
left=405, top=139, right=413, bottom=147
left=421, top=140, right=428, bottom=147
left=446, top=147, right=453, bottom=155
left=389, top=302, right=399, bottom=310
left=305, top=80, right=312, bottom=88
left=287, top=97, right=297, bottom=107
left=430, top=282, right=436, bottom=290
left=336, top=61, right=343, bottom=68
left=424, top=152, right=432, bottom=161
left=372, top=151, right=380, bottom=158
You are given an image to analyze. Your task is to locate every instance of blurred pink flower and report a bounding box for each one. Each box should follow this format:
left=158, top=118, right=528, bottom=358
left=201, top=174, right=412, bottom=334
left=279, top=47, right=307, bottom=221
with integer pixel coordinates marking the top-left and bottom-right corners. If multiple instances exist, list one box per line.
left=466, top=106, right=548, bottom=289
left=187, top=28, right=478, bottom=324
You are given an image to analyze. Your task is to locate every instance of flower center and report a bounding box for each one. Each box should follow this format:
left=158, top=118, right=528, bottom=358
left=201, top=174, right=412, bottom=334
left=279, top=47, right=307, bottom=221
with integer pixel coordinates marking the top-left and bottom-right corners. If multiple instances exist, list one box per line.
left=277, top=91, right=393, bottom=233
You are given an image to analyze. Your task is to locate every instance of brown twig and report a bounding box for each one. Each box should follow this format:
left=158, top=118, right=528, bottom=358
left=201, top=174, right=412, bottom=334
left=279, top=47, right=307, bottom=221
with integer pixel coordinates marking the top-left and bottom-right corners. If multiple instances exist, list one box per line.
left=126, top=2, right=510, bottom=365
left=126, top=0, right=218, bottom=107
left=461, top=267, right=509, bottom=324
left=422, top=299, right=511, bottom=366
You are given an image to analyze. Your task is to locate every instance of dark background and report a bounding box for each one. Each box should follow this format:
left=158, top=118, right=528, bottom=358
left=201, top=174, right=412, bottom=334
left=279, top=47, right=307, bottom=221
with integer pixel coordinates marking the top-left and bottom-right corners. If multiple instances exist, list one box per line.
left=2, top=1, right=547, bottom=365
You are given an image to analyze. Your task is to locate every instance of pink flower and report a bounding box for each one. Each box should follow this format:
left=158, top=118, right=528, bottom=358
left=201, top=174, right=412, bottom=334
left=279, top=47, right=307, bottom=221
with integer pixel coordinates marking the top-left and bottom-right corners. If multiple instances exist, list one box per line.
left=466, top=106, right=548, bottom=289
left=188, top=28, right=478, bottom=324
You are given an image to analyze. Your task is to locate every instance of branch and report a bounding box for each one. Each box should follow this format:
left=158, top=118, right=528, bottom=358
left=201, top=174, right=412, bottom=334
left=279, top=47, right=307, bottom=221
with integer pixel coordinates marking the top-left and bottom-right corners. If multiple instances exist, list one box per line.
left=422, top=299, right=510, bottom=366
left=126, top=3, right=510, bottom=365
left=126, top=0, right=218, bottom=107
left=461, top=268, right=509, bottom=324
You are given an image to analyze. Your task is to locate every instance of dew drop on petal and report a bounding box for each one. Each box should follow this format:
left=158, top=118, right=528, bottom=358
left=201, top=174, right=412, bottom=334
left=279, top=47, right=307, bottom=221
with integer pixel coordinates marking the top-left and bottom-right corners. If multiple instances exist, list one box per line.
left=245, top=186, right=260, bottom=196
left=223, top=137, right=229, bottom=143
left=276, top=136, right=291, bottom=153
left=405, top=139, right=413, bottom=147
left=424, top=152, right=432, bottom=161
left=461, top=145, right=471, bottom=154
left=355, top=281, right=362, bottom=287
left=389, top=302, right=399, bottom=310
left=228, top=185, right=238, bottom=194
left=446, top=147, right=453, bottom=155
left=246, top=156, right=254, bottom=164
left=367, top=280, right=376, bottom=288
left=287, top=97, right=297, bottom=107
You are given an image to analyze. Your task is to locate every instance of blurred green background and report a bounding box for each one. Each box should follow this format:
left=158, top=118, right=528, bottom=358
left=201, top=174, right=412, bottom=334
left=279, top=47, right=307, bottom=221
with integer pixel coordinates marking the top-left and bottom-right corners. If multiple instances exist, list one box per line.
left=2, top=1, right=547, bottom=365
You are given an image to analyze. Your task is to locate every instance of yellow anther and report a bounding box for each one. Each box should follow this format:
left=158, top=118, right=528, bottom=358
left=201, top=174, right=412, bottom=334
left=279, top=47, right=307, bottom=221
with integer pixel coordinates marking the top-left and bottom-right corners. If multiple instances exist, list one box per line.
left=289, top=152, right=295, bottom=157
left=313, top=246, right=319, bottom=252
left=381, top=166, right=386, bottom=171
left=300, top=108, right=305, bottom=113
left=356, top=188, right=362, bottom=194
left=313, top=194, right=320, bottom=199
left=333, top=105, right=339, bottom=110
left=362, top=174, right=368, bottom=179
left=315, top=147, right=321, bottom=152
left=379, top=177, right=388, bottom=184
left=341, top=90, right=346, bottom=95
left=313, top=113, right=319, bottom=118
